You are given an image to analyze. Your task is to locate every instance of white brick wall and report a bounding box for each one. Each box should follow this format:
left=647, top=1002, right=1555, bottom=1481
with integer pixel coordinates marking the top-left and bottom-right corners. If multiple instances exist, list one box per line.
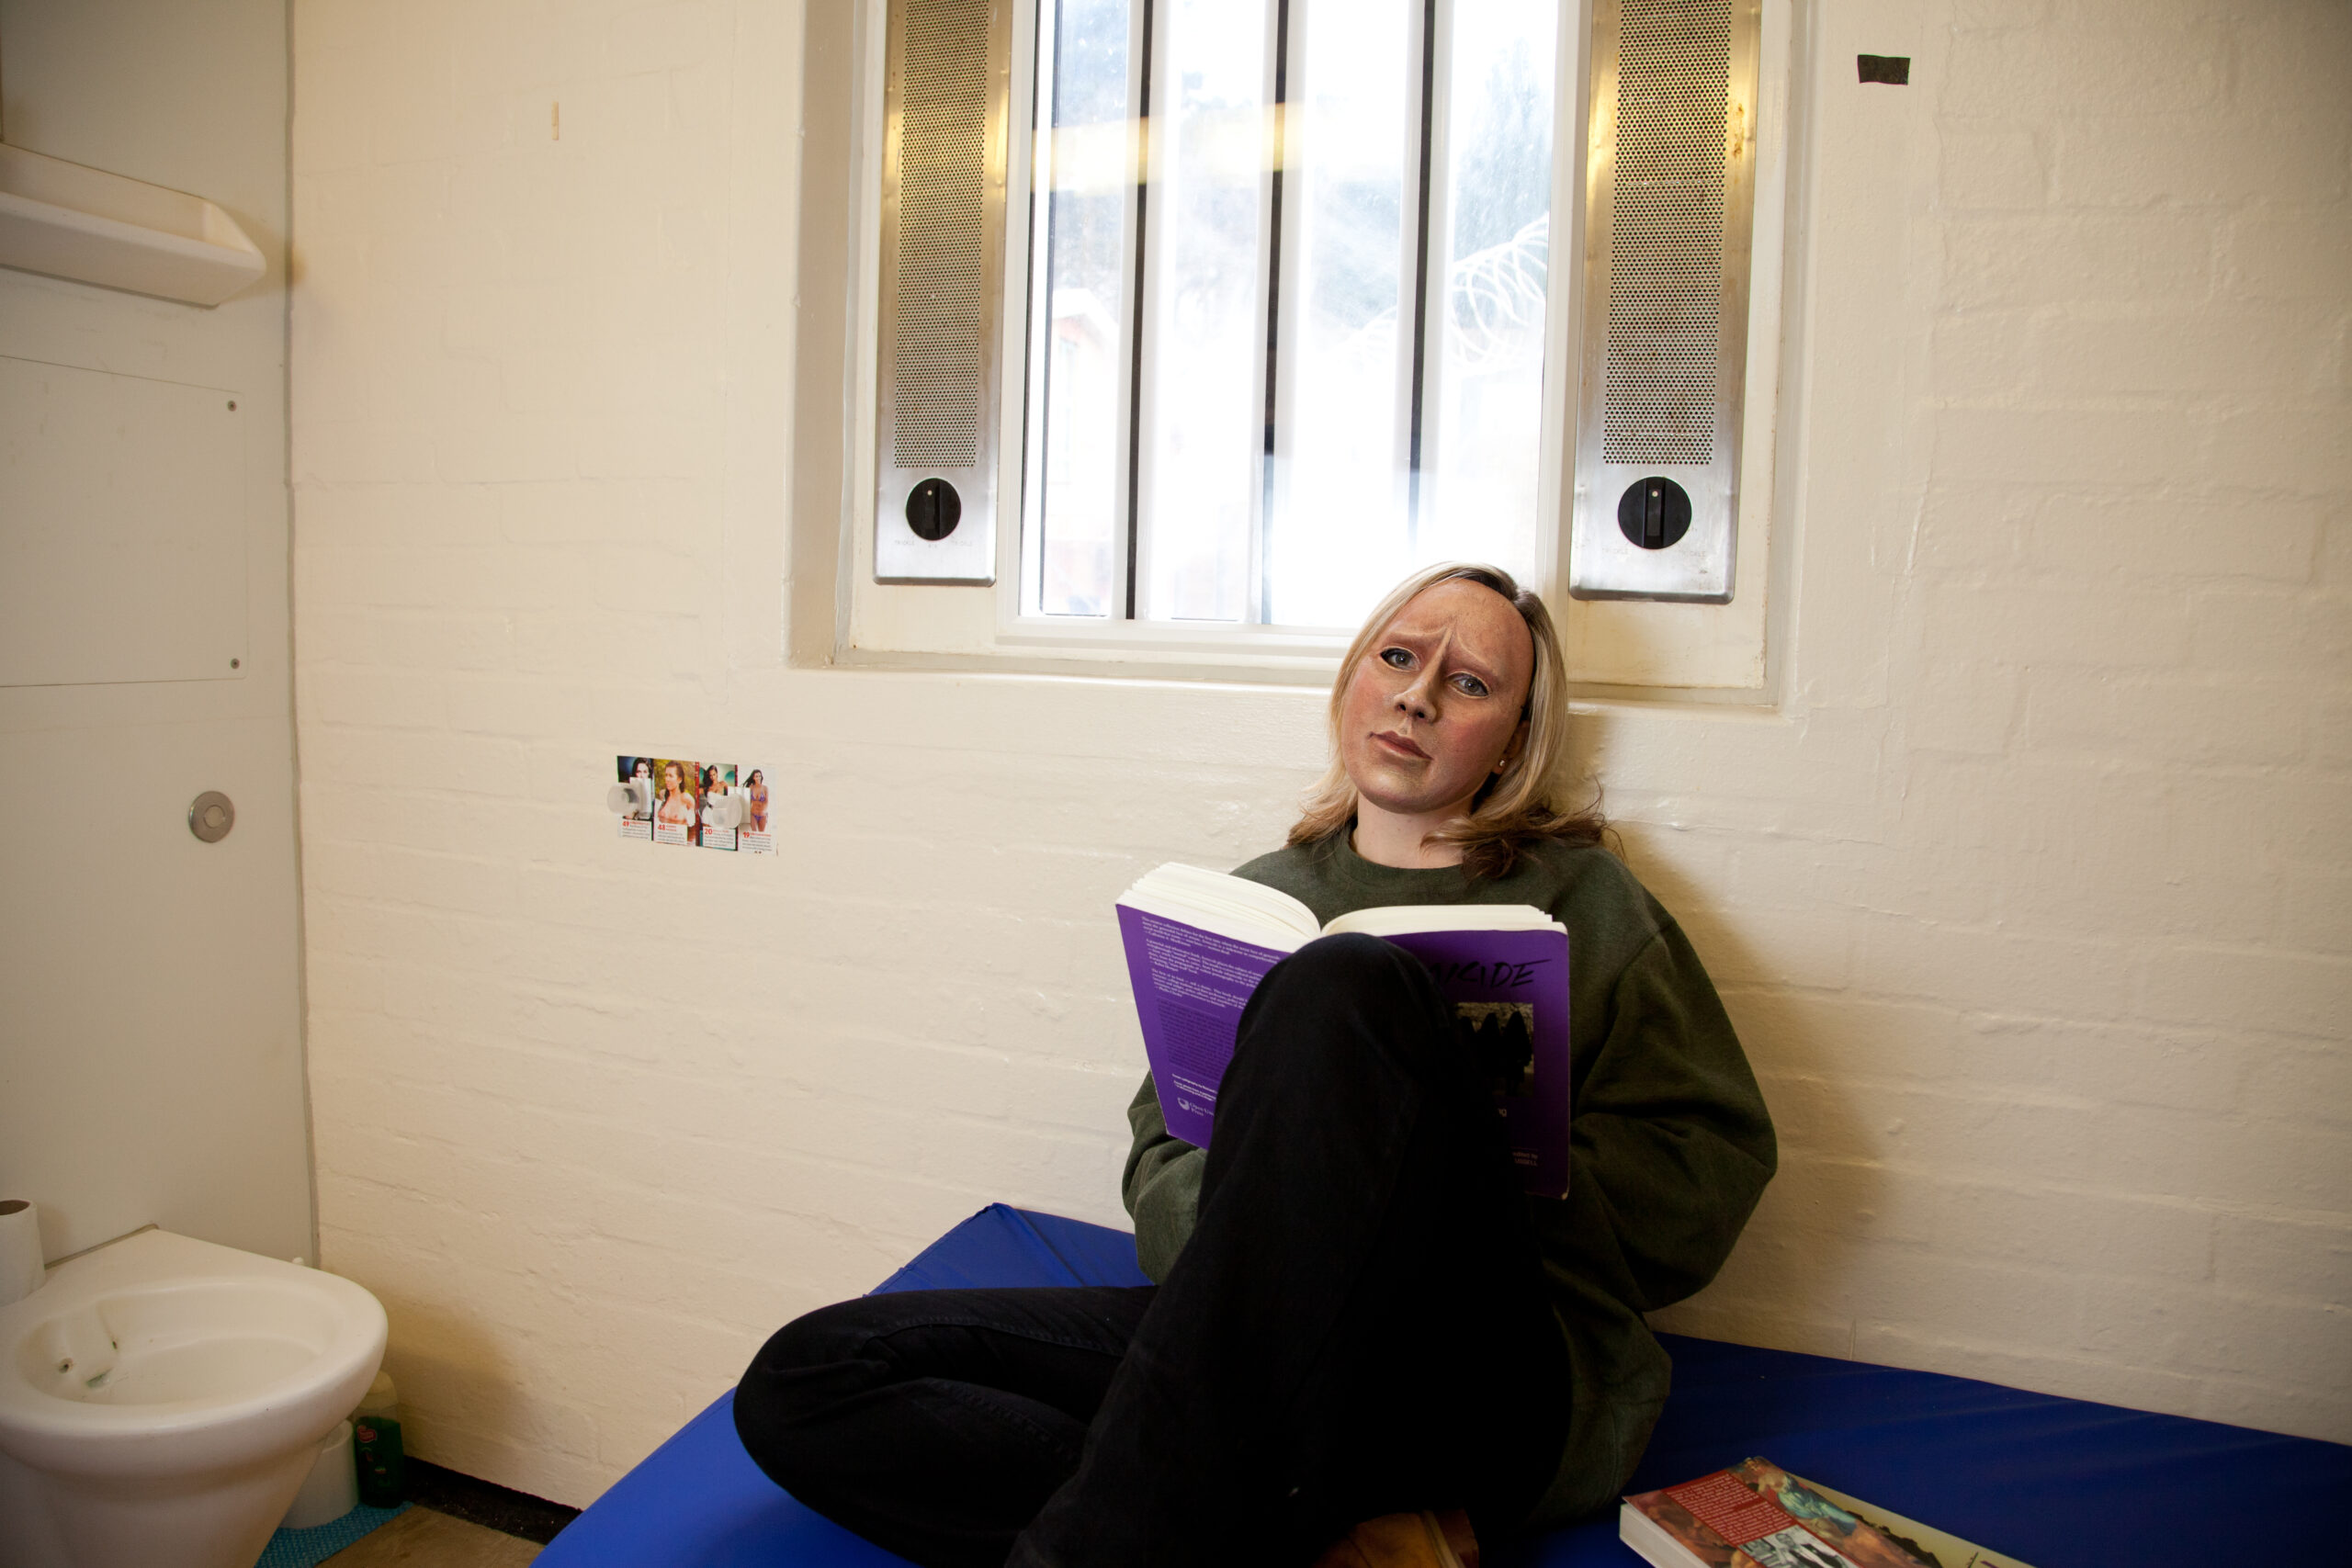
left=290, top=0, right=2350, bottom=1506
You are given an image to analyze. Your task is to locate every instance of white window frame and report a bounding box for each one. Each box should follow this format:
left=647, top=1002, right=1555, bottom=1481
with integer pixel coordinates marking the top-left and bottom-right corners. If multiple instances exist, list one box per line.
left=828, top=0, right=1798, bottom=694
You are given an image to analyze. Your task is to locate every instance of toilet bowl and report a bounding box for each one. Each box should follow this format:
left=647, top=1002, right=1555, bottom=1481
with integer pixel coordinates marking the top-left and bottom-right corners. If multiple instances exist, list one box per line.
left=0, top=1230, right=387, bottom=1568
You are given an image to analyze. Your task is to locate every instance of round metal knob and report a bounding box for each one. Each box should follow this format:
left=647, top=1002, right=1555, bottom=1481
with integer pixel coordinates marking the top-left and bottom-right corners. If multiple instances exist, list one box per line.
left=904, top=478, right=962, bottom=541
left=188, top=791, right=235, bottom=843
left=1617, top=476, right=1692, bottom=550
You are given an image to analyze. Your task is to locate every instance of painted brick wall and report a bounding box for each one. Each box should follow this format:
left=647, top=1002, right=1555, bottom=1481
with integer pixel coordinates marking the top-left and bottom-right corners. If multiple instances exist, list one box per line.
left=289, top=0, right=2350, bottom=1505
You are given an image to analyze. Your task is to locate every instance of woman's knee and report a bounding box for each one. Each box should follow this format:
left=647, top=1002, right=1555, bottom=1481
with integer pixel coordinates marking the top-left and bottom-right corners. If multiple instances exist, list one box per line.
left=734, top=1298, right=890, bottom=1465
left=1280, top=931, right=1419, bottom=986
left=745, top=1298, right=862, bottom=1389
left=1265, top=932, right=1444, bottom=1020
left=1245, top=932, right=1453, bottom=1075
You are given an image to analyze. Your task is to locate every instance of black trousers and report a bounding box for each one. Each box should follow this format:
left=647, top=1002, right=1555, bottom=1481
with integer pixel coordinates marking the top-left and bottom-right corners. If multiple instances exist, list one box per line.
left=734, top=934, right=1574, bottom=1568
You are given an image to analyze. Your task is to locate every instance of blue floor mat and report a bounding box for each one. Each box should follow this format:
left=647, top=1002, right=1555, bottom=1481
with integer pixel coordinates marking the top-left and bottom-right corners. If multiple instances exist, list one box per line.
left=538, top=1202, right=2351, bottom=1567
left=253, top=1502, right=409, bottom=1567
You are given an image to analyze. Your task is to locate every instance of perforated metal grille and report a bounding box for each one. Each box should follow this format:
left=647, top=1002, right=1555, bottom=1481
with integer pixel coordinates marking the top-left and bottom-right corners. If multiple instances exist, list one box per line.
left=1602, top=0, right=1731, bottom=467
left=891, top=0, right=990, bottom=469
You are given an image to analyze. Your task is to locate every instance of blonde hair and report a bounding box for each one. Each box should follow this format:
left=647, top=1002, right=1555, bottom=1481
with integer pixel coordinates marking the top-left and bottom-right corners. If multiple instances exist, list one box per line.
left=1288, top=562, right=1601, bottom=878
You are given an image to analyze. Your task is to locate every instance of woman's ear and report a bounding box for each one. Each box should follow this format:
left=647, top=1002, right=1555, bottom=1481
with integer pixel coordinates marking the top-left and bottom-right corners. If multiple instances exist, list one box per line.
left=1495, top=717, right=1531, bottom=775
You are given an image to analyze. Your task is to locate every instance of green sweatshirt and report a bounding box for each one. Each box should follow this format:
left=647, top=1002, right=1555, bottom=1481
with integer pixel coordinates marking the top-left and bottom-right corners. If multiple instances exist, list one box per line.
left=1120, top=832, right=1776, bottom=1527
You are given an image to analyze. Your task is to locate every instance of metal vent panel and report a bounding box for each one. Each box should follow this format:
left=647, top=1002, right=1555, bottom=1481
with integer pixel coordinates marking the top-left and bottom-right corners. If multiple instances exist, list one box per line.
left=876, top=0, right=1010, bottom=583
left=1571, top=0, right=1759, bottom=603
left=892, top=0, right=989, bottom=469
left=1602, top=0, right=1729, bottom=467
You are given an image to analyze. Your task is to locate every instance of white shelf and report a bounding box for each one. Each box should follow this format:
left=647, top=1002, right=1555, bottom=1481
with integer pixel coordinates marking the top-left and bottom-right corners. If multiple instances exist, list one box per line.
left=0, top=143, right=265, bottom=307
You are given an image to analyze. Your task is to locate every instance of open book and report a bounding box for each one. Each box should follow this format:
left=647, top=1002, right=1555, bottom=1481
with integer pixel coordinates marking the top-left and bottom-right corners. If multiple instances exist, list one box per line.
left=1115, top=863, right=1571, bottom=1198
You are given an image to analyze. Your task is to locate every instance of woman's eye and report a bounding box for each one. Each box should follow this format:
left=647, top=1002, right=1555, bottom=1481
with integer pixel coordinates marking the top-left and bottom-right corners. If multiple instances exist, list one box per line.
left=1380, top=648, right=1413, bottom=669
left=1453, top=674, right=1490, bottom=697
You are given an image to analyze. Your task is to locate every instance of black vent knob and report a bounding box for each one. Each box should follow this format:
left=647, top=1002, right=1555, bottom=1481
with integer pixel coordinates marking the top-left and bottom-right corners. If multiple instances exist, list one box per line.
left=905, top=478, right=963, bottom=542
left=1616, top=477, right=1692, bottom=550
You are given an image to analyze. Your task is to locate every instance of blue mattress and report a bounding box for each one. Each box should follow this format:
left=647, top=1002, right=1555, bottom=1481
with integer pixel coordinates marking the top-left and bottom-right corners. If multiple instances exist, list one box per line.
left=538, top=1204, right=2347, bottom=1567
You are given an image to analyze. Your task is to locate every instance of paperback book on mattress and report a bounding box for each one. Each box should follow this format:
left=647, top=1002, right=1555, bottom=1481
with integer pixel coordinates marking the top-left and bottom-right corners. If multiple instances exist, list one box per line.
left=1114, top=863, right=1570, bottom=1198
left=1621, top=1456, right=2034, bottom=1568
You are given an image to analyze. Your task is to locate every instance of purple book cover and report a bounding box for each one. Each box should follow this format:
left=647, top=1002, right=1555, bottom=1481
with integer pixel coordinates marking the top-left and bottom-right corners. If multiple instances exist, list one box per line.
left=1118, top=909, right=1571, bottom=1198
left=1380, top=927, right=1571, bottom=1200
left=1116, top=906, right=1291, bottom=1148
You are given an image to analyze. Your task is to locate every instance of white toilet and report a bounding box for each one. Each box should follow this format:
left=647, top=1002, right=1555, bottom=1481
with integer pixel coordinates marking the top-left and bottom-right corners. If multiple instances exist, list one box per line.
left=0, top=1229, right=387, bottom=1568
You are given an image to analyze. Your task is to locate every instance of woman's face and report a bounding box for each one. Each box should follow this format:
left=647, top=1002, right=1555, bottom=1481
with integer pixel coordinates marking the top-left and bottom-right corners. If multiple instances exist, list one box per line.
left=633, top=760, right=651, bottom=780
left=1338, top=580, right=1533, bottom=824
left=662, top=763, right=684, bottom=794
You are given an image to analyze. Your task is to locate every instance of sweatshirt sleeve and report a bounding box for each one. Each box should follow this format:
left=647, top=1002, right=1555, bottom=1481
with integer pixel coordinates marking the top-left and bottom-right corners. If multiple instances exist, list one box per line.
left=1534, top=918, right=1777, bottom=1316
left=1122, top=1074, right=1204, bottom=1282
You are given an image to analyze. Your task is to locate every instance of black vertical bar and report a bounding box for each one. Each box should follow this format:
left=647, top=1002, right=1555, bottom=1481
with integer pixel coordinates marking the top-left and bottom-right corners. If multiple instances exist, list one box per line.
left=1260, top=0, right=1291, bottom=622
left=1405, top=0, right=1440, bottom=549
left=1124, top=0, right=1155, bottom=621
left=1030, top=0, right=1061, bottom=612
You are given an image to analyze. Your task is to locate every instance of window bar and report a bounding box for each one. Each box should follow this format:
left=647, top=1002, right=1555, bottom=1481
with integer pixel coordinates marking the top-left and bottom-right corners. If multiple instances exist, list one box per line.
left=1262, top=0, right=1308, bottom=628
left=1121, top=0, right=1155, bottom=620
left=1402, top=0, right=1442, bottom=551
left=1023, top=1, right=1058, bottom=615
left=1256, top=0, right=1294, bottom=626
left=1127, top=0, right=1179, bottom=624
left=1023, top=0, right=1147, bottom=620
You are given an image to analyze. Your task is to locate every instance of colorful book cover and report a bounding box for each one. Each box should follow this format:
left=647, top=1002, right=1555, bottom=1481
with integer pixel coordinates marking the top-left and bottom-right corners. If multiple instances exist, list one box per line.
left=1785, top=1472, right=2034, bottom=1568
left=1114, top=911, right=1570, bottom=1198
left=1626, top=1463, right=1872, bottom=1568
left=1625, top=1459, right=2031, bottom=1568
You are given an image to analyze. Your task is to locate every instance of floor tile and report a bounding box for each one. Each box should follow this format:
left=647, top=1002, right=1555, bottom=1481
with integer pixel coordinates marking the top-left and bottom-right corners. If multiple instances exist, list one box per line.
left=320, top=1506, right=542, bottom=1566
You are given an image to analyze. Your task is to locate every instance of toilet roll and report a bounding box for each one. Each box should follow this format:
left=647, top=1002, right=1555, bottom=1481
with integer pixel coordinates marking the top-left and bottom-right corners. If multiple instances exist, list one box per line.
left=0, top=1200, right=44, bottom=1306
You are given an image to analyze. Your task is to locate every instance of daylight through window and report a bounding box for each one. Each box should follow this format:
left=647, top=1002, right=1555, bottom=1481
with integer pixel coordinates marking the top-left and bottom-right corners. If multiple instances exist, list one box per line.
left=1020, top=0, right=1560, bottom=629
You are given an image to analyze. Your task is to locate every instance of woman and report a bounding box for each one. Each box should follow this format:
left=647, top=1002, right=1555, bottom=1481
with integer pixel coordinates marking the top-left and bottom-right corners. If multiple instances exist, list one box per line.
left=744, top=769, right=770, bottom=834
left=655, top=761, right=697, bottom=832
left=734, top=565, right=1775, bottom=1568
left=628, top=757, right=655, bottom=820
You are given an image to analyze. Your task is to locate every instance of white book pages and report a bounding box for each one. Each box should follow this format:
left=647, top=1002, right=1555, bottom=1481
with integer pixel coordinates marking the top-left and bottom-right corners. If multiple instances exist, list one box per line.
left=1618, top=1505, right=1698, bottom=1568
left=1142, top=863, right=1319, bottom=927
left=1117, top=863, right=1322, bottom=951
left=1324, top=903, right=1564, bottom=938
left=1118, top=865, right=1568, bottom=951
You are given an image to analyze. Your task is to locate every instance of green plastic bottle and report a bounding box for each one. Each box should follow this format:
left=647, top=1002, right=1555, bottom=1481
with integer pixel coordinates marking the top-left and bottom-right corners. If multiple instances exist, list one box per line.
left=353, top=1371, right=406, bottom=1506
